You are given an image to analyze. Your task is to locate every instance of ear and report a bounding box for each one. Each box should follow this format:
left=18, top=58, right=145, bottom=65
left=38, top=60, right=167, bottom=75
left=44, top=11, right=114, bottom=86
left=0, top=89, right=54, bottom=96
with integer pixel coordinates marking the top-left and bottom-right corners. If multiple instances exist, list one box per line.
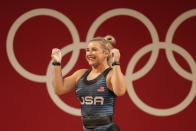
left=104, top=50, right=110, bottom=57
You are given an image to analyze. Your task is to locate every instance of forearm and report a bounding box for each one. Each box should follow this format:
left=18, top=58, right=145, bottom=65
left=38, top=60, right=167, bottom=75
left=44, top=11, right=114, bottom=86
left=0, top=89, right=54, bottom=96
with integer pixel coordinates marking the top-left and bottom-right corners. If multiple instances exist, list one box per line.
left=111, top=66, right=127, bottom=96
left=52, top=66, right=64, bottom=95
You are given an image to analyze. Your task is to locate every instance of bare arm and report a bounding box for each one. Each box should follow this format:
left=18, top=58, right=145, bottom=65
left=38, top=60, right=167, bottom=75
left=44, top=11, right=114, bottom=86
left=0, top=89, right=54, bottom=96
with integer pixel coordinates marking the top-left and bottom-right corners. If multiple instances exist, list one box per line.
left=51, top=48, right=86, bottom=95
left=52, top=66, right=76, bottom=95
left=110, top=66, right=127, bottom=96
left=107, top=48, right=127, bottom=96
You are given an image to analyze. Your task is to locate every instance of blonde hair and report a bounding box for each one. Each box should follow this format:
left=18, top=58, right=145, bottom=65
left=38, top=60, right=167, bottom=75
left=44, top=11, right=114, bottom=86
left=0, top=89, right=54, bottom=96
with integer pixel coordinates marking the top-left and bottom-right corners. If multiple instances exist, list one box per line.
left=89, top=35, right=116, bottom=66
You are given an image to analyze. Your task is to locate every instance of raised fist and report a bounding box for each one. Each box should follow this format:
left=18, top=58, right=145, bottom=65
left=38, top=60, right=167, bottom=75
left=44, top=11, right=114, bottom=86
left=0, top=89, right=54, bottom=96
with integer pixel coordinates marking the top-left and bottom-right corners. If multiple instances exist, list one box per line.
left=110, top=48, right=120, bottom=62
left=51, top=48, right=62, bottom=62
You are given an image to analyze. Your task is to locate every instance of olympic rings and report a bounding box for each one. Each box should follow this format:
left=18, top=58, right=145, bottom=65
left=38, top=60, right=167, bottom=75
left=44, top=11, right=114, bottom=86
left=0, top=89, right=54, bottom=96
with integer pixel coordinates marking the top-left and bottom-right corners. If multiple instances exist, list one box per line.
left=6, top=8, right=80, bottom=83
left=165, top=9, right=196, bottom=80
left=6, top=8, right=196, bottom=116
left=125, top=43, right=196, bottom=116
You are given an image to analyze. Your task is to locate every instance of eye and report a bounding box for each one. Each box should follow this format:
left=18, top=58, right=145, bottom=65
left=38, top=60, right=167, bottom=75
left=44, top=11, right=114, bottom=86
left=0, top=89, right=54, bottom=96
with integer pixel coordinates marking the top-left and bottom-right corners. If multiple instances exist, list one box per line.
left=92, top=47, right=97, bottom=51
left=86, top=48, right=89, bottom=52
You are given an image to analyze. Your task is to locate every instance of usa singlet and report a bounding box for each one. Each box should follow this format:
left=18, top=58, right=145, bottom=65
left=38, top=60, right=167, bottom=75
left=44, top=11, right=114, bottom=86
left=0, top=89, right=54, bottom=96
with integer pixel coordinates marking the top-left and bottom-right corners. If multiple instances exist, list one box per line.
left=76, top=67, right=120, bottom=131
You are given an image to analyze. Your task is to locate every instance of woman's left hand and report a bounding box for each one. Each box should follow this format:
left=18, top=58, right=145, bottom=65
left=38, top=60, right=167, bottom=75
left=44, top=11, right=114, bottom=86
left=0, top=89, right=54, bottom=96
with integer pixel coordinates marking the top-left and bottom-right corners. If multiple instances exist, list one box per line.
left=110, top=48, right=120, bottom=62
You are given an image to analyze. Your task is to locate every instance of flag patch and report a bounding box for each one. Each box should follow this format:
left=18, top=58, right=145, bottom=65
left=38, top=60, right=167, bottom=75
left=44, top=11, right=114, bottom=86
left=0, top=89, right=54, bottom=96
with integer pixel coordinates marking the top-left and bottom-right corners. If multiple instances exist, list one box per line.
left=97, top=86, right=105, bottom=92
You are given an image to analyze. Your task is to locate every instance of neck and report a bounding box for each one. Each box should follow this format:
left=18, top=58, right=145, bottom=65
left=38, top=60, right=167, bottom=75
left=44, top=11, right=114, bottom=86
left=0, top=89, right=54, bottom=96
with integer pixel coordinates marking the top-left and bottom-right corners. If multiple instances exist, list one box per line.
left=91, top=62, right=109, bottom=73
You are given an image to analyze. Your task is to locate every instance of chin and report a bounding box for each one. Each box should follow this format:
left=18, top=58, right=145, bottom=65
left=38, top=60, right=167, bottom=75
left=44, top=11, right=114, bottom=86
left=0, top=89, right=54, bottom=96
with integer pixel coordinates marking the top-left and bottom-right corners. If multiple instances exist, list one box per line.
left=88, top=63, right=95, bottom=66
left=88, top=61, right=97, bottom=67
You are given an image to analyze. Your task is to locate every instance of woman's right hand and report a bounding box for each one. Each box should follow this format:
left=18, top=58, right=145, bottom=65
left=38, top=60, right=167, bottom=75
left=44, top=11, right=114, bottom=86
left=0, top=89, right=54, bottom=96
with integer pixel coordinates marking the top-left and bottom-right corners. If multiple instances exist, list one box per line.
left=51, top=48, right=62, bottom=62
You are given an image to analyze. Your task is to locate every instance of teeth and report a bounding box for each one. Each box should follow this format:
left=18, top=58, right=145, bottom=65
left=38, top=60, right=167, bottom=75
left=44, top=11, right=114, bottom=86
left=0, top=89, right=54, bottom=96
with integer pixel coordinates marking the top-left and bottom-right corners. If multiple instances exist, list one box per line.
left=88, top=56, right=95, bottom=60
left=89, top=58, right=94, bottom=60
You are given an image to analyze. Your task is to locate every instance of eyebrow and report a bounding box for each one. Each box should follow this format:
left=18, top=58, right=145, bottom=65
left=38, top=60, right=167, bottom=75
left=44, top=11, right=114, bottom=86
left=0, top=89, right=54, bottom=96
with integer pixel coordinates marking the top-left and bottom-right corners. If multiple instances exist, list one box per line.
left=86, top=47, right=98, bottom=49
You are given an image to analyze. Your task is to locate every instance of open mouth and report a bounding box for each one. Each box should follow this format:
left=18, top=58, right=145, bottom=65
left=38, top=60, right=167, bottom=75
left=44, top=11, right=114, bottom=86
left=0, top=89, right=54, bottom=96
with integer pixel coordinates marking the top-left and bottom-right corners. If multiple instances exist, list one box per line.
left=87, top=56, right=96, bottom=61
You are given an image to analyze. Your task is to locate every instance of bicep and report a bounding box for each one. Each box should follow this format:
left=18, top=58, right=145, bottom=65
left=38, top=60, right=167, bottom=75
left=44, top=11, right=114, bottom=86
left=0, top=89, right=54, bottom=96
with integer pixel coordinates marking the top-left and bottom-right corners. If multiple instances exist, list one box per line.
left=62, top=69, right=87, bottom=94
left=62, top=75, right=77, bottom=93
left=106, top=71, right=114, bottom=91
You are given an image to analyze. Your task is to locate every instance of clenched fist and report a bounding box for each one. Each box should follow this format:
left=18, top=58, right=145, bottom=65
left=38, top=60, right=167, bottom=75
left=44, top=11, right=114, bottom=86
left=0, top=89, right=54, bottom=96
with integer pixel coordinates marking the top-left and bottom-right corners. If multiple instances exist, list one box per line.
left=108, top=48, right=120, bottom=66
left=110, top=48, right=120, bottom=62
left=51, top=48, right=62, bottom=62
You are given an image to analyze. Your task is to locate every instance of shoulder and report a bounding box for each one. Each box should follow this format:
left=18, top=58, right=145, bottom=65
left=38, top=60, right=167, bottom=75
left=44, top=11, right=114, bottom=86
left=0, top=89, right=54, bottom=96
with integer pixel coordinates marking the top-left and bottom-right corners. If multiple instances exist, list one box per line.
left=73, top=69, right=88, bottom=82
left=74, top=69, right=88, bottom=74
left=106, top=67, right=113, bottom=79
left=106, top=68, right=113, bottom=91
